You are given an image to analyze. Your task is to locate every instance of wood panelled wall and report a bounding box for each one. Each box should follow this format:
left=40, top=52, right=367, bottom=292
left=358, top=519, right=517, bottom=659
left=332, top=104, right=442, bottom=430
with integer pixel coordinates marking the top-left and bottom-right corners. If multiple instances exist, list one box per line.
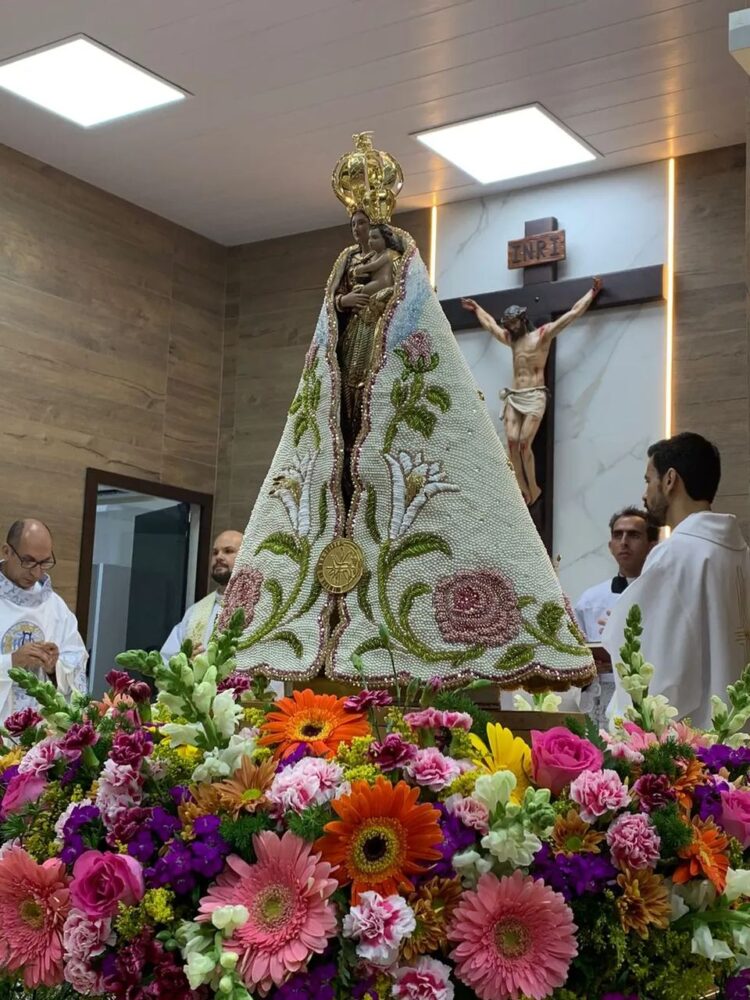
left=0, top=144, right=226, bottom=608
left=674, top=144, right=748, bottom=538
left=214, top=210, right=431, bottom=535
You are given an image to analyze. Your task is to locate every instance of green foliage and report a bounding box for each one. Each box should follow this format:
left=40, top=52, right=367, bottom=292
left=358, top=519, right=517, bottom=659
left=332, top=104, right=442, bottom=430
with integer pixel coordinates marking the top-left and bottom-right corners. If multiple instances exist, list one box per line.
left=641, top=741, right=695, bottom=779
left=386, top=532, right=452, bottom=573
left=270, top=630, right=304, bottom=658
left=650, top=802, right=695, bottom=858
left=365, top=484, right=381, bottom=545
left=219, top=813, right=275, bottom=856
left=285, top=803, right=332, bottom=842
left=255, top=532, right=304, bottom=564
left=357, top=570, right=375, bottom=623
left=398, top=582, right=431, bottom=628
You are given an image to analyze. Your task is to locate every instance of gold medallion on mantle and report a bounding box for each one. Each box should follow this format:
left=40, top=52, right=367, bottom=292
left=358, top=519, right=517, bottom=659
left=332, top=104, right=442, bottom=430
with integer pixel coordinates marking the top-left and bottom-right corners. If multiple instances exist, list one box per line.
left=316, top=538, right=365, bottom=594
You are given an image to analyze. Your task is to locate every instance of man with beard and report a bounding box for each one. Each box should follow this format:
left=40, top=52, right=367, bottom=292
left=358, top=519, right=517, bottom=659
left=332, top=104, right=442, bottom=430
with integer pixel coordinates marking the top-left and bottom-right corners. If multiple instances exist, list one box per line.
left=603, top=432, right=750, bottom=729
left=462, top=277, right=601, bottom=505
left=161, top=530, right=243, bottom=660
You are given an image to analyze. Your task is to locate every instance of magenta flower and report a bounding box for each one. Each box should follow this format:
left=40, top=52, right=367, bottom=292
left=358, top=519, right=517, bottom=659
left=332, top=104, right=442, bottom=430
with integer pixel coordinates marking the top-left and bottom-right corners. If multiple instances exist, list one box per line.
left=368, top=734, right=417, bottom=770
left=606, top=813, right=661, bottom=871
left=345, top=690, right=394, bottom=712
left=4, top=708, right=42, bottom=736
left=433, top=569, right=521, bottom=647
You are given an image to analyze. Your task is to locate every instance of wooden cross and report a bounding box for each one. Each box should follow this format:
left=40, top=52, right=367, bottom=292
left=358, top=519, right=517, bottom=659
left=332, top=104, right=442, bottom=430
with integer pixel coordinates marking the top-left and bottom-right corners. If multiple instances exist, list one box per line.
left=440, top=216, right=664, bottom=552
left=734, top=567, right=750, bottom=662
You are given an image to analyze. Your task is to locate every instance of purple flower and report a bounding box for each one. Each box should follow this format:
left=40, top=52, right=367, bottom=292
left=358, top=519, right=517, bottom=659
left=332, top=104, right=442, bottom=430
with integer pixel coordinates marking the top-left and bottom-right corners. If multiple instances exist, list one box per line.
left=169, top=786, right=191, bottom=805
left=110, top=729, right=153, bottom=767
left=430, top=804, right=477, bottom=878
left=698, top=744, right=750, bottom=774
left=61, top=804, right=101, bottom=864
left=4, top=708, right=42, bottom=735
left=217, top=672, right=253, bottom=696
left=0, top=765, right=19, bottom=787
left=344, top=690, right=394, bottom=712
left=694, top=776, right=731, bottom=822
left=633, top=773, right=676, bottom=813
left=601, top=994, right=639, bottom=1000
left=60, top=722, right=99, bottom=758
left=368, top=733, right=417, bottom=770
left=151, top=806, right=180, bottom=842
left=532, top=843, right=618, bottom=902
left=726, top=969, right=750, bottom=1000
left=277, top=743, right=310, bottom=771
left=128, top=828, right=157, bottom=863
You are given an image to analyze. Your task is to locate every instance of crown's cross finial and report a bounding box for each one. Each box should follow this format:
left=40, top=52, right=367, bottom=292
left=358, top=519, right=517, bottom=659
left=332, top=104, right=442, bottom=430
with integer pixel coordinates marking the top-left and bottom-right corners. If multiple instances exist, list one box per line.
left=331, top=131, right=404, bottom=224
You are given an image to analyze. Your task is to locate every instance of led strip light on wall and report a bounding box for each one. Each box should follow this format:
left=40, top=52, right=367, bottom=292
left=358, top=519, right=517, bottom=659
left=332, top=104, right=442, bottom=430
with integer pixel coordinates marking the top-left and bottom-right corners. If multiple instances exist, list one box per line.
left=665, top=157, right=675, bottom=438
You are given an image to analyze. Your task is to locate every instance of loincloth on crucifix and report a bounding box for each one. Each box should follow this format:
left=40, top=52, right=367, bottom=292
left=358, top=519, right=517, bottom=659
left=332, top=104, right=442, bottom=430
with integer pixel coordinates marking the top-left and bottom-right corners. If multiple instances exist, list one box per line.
left=500, top=385, right=550, bottom=421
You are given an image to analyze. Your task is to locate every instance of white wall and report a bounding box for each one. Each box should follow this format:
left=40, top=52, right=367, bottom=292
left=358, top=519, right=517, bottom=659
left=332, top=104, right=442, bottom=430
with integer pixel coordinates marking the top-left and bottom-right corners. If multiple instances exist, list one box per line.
left=436, top=162, right=667, bottom=602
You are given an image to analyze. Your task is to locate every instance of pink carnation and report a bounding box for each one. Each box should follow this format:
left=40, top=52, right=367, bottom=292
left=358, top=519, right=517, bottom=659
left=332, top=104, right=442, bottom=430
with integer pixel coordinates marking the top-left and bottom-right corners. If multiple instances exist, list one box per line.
left=569, top=769, right=630, bottom=823
left=267, top=757, right=345, bottom=815
left=393, top=957, right=455, bottom=1000
left=17, top=736, right=61, bottom=776
left=369, top=733, right=417, bottom=770
left=444, top=793, right=489, bottom=834
left=606, top=813, right=661, bottom=870
left=95, top=760, right=143, bottom=833
left=403, top=708, right=472, bottom=731
left=404, top=746, right=461, bottom=792
left=606, top=741, right=645, bottom=765
left=62, top=907, right=114, bottom=995
left=342, top=891, right=416, bottom=968
left=1, top=772, right=47, bottom=818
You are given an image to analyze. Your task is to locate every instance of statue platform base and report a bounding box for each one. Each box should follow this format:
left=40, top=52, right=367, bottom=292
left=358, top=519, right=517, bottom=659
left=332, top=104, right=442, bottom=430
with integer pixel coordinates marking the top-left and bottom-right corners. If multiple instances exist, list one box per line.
left=290, top=677, right=585, bottom=743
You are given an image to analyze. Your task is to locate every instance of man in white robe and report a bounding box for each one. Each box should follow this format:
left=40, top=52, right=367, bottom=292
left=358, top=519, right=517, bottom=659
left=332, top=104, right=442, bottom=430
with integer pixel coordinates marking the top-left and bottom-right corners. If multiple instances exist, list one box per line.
left=161, top=530, right=243, bottom=660
left=603, top=432, right=750, bottom=729
left=0, top=519, right=87, bottom=721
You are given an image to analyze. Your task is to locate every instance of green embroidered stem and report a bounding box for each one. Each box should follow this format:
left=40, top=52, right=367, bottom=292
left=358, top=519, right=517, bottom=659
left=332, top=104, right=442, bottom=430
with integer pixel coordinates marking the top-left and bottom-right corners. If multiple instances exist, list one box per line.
left=289, top=360, right=322, bottom=449
left=238, top=539, right=311, bottom=650
left=521, top=617, right=591, bottom=657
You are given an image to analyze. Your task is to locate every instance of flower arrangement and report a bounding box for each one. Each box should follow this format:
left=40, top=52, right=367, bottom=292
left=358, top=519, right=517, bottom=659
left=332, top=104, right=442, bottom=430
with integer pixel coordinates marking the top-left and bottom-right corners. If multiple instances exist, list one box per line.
left=0, top=607, right=748, bottom=1000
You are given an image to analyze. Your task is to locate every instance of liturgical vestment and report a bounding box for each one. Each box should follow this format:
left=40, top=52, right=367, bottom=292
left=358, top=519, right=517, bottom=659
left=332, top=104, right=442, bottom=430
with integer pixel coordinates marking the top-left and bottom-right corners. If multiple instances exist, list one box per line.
left=603, top=512, right=750, bottom=730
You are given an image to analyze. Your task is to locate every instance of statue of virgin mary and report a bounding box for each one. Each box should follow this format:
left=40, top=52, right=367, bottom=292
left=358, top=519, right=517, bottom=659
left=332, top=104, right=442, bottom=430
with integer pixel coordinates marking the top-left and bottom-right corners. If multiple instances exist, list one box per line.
left=220, top=132, right=595, bottom=693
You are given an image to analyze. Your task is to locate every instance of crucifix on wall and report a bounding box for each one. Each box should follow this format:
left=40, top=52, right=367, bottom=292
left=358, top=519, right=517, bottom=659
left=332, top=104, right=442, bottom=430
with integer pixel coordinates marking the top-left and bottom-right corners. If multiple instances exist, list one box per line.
left=440, top=216, right=665, bottom=552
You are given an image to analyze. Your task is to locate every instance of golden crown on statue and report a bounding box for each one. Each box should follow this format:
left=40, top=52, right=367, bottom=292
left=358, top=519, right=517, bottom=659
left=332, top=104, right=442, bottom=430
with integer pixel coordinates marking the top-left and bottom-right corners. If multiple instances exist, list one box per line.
left=331, top=131, right=404, bottom=224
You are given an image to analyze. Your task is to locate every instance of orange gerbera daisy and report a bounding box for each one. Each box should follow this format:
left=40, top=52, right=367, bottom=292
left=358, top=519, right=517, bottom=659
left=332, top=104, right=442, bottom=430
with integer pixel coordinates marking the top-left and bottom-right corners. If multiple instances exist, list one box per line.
left=674, top=816, right=729, bottom=893
left=315, top=777, right=442, bottom=902
left=673, top=756, right=706, bottom=811
left=259, top=689, right=370, bottom=760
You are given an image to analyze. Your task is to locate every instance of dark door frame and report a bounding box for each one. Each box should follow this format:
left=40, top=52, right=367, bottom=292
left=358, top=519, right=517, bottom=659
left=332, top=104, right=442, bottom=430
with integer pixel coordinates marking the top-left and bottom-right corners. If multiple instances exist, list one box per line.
left=75, top=468, right=214, bottom=642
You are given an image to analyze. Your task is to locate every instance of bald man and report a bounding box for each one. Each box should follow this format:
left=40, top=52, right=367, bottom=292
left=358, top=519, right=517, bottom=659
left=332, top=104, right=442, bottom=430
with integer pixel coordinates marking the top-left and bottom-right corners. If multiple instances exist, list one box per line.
left=0, top=519, right=88, bottom=720
left=161, top=530, right=244, bottom=661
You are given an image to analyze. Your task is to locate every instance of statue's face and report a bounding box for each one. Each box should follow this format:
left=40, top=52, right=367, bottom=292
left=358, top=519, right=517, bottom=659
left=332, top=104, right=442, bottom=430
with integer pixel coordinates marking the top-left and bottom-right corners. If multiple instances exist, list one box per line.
left=351, top=211, right=370, bottom=246
left=368, top=228, right=386, bottom=253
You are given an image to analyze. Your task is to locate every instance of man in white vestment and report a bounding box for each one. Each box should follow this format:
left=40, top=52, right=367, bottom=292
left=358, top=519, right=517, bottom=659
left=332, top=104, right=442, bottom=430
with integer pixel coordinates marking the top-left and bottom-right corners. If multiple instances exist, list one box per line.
left=575, top=506, right=659, bottom=641
left=161, top=530, right=243, bottom=660
left=603, top=432, right=750, bottom=729
left=0, top=519, right=88, bottom=721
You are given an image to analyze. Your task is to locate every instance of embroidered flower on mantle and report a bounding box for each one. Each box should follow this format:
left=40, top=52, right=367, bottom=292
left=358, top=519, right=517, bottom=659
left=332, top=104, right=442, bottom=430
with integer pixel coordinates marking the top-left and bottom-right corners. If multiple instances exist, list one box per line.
left=385, top=451, right=458, bottom=540
left=433, top=569, right=521, bottom=647
left=217, top=567, right=264, bottom=634
left=270, top=450, right=318, bottom=538
left=402, top=330, right=434, bottom=370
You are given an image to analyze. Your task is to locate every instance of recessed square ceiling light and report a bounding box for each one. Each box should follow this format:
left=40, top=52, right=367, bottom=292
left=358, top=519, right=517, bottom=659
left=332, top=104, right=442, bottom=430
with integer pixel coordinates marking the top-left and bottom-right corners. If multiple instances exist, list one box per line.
left=0, top=35, right=187, bottom=127
left=415, top=105, right=598, bottom=184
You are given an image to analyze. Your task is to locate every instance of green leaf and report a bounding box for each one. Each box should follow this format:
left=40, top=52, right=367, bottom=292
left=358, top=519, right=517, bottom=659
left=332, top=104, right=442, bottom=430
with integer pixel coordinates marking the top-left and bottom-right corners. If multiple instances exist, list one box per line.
left=316, top=483, right=328, bottom=541
left=353, top=635, right=387, bottom=658
left=518, top=596, right=536, bottom=609
left=398, top=581, right=431, bottom=629
left=295, top=577, right=323, bottom=619
left=537, top=601, right=565, bottom=634
left=263, top=578, right=283, bottom=614
left=428, top=352, right=440, bottom=371
left=365, top=484, right=382, bottom=544
left=357, top=570, right=375, bottom=623
left=410, top=372, right=425, bottom=403
left=271, top=630, right=304, bottom=658
left=493, top=643, right=536, bottom=671
left=255, top=531, right=304, bottom=563
left=309, top=377, right=321, bottom=412
left=390, top=379, right=407, bottom=408
left=288, top=393, right=303, bottom=415
left=387, top=532, right=452, bottom=573
left=293, top=413, right=308, bottom=446
left=403, top=405, right=437, bottom=438
left=425, top=384, right=451, bottom=412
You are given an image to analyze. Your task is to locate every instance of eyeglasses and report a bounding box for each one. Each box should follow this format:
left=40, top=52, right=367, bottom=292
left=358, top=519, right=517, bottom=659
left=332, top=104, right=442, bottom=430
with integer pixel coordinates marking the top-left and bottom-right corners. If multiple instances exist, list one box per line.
left=7, top=543, right=56, bottom=572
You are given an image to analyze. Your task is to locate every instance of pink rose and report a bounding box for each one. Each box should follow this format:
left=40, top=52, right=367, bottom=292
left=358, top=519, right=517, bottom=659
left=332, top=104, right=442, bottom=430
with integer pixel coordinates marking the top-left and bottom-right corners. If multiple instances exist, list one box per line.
left=393, top=957, right=455, bottom=1000
left=404, top=747, right=461, bottom=792
left=531, top=728, right=604, bottom=795
left=0, top=772, right=46, bottom=818
left=720, top=788, right=750, bottom=847
left=70, top=850, right=144, bottom=920
left=570, top=769, right=630, bottom=823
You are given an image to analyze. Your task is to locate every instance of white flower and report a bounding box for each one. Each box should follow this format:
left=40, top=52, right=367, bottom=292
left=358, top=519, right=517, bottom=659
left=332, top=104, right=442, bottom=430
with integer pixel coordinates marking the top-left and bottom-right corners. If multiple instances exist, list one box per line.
left=185, top=951, right=217, bottom=989
left=384, top=451, right=459, bottom=540
left=691, top=924, right=735, bottom=962
left=472, top=771, right=516, bottom=815
left=513, top=691, right=561, bottom=712
left=162, top=722, right=203, bottom=747
left=270, top=450, right=318, bottom=538
left=211, top=690, right=244, bottom=740
left=674, top=878, right=717, bottom=912
left=665, top=879, right=690, bottom=922
left=191, top=733, right=256, bottom=783
left=157, top=691, right=187, bottom=716
left=342, top=892, right=416, bottom=968
left=192, top=668, right=218, bottom=715
left=452, top=849, right=493, bottom=887
left=481, top=825, right=541, bottom=867
left=725, top=868, right=750, bottom=903
left=210, top=905, right=249, bottom=933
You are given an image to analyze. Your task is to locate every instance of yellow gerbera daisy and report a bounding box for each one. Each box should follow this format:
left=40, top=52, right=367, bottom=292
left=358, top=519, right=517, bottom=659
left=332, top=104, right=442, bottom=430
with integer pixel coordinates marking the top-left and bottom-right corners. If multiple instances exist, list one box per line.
left=469, top=724, right=531, bottom=803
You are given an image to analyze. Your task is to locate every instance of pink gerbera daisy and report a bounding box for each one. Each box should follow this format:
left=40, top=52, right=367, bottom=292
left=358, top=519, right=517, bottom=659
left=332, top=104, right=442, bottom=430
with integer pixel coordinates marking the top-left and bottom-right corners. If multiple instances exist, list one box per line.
left=0, top=846, right=71, bottom=988
left=447, top=870, right=577, bottom=1000
left=198, top=831, right=338, bottom=995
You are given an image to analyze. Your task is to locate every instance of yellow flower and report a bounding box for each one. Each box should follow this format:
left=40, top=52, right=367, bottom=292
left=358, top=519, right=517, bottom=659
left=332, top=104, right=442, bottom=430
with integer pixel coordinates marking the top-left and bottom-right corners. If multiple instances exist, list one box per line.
left=143, top=889, right=175, bottom=924
left=469, top=723, right=531, bottom=803
left=616, top=869, right=671, bottom=939
left=0, top=749, right=24, bottom=773
left=552, top=809, right=606, bottom=855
